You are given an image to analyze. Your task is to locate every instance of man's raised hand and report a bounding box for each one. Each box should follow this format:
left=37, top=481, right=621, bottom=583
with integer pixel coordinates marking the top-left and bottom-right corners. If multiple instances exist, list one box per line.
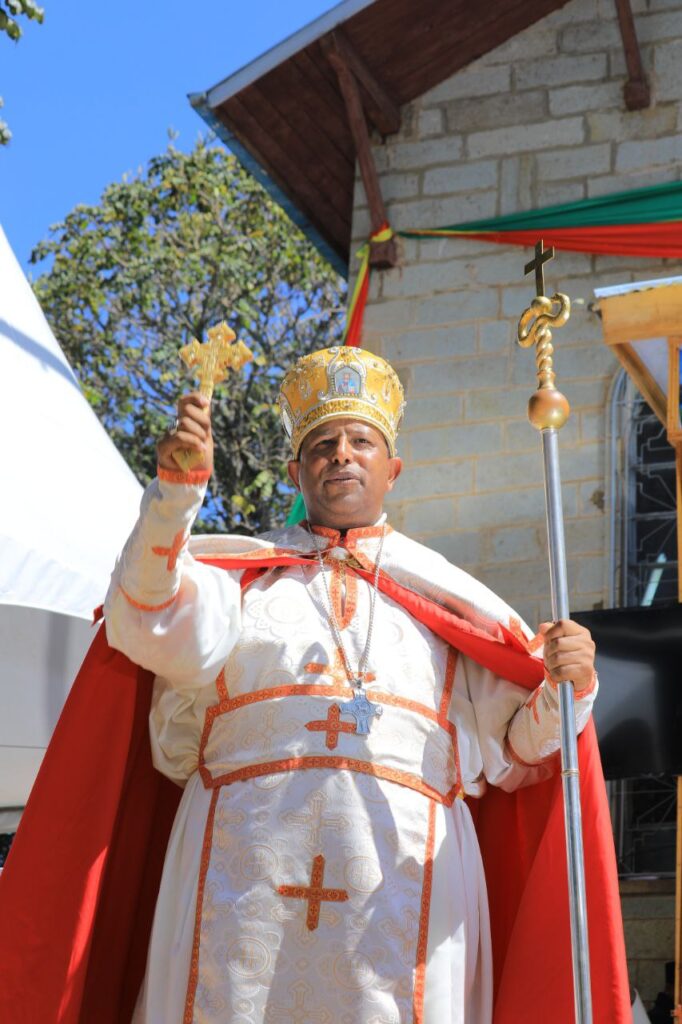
left=157, top=393, right=213, bottom=474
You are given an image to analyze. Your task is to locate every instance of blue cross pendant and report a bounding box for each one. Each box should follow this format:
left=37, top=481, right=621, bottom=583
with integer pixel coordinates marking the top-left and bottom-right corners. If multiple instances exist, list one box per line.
left=340, top=685, right=383, bottom=735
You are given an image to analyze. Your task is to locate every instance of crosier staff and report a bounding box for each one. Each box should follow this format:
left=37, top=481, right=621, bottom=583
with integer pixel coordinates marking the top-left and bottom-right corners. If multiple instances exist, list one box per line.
left=517, top=241, right=592, bottom=1024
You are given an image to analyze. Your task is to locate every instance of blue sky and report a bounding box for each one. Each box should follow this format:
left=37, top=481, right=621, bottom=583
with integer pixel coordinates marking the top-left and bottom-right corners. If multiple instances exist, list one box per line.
left=0, top=0, right=337, bottom=273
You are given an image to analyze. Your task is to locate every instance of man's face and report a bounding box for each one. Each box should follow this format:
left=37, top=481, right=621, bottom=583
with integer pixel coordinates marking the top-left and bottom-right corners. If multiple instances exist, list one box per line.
left=287, top=418, right=402, bottom=530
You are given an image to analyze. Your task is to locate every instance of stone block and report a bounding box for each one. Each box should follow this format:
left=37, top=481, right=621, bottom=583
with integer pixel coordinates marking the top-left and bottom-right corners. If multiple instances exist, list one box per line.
left=412, top=354, right=508, bottom=394
left=549, top=81, right=622, bottom=118
left=377, top=172, right=421, bottom=203
left=622, top=917, right=675, bottom=959
left=617, top=135, right=682, bottom=173
left=410, top=421, right=502, bottom=463
left=485, top=23, right=558, bottom=64
left=381, top=261, right=470, bottom=300
left=467, top=117, right=585, bottom=159
left=504, top=419, right=545, bottom=452
left=578, top=481, right=607, bottom=517
left=479, top=560, right=554, bottom=602
left=465, top=386, right=535, bottom=422
left=558, top=441, right=604, bottom=482
left=422, top=63, right=511, bottom=104
left=558, top=19, right=622, bottom=54
left=637, top=9, right=682, bottom=44
left=445, top=91, right=547, bottom=134
left=491, top=525, right=545, bottom=563
left=575, top=554, right=606, bottom=595
left=394, top=460, right=474, bottom=501
left=536, top=181, right=586, bottom=206
left=387, top=191, right=498, bottom=233
left=655, top=39, right=682, bottom=102
left=386, top=324, right=477, bottom=361
left=591, top=167, right=680, bottom=202
left=479, top=320, right=514, bottom=353
left=362, top=299, right=417, bottom=330
left=403, top=497, right=456, bottom=535
left=467, top=249, right=529, bottom=287
left=476, top=450, right=546, bottom=491
left=587, top=105, right=677, bottom=144
left=422, top=160, right=498, bottom=197
left=457, top=484, right=578, bottom=529
left=415, top=289, right=500, bottom=326
left=621, top=895, right=676, bottom=920
left=564, top=517, right=605, bottom=555
left=389, top=136, right=464, bottom=172
left=536, top=142, right=612, bottom=181
left=402, top=393, right=463, bottom=429
left=515, top=53, right=607, bottom=91
left=427, top=530, right=482, bottom=567
left=580, top=410, right=606, bottom=443
left=417, top=107, right=444, bottom=139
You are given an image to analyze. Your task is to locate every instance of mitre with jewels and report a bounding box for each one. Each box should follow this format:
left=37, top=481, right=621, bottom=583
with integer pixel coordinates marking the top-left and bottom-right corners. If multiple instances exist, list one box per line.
left=279, top=346, right=406, bottom=457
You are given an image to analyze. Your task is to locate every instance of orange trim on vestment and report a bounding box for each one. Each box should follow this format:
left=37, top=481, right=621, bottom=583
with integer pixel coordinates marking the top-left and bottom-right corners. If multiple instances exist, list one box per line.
left=330, top=560, right=358, bottom=630
left=214, top=667, right=228, bottom=703
left=200, top=755, right=460, bottom=806
left=119, top=585, right=178, bottom=613
left=413, top=798, right=437, bottom=1024
left=183, top=787, right=219, bottom=1024
left=157, top=466, right=211, bottom=486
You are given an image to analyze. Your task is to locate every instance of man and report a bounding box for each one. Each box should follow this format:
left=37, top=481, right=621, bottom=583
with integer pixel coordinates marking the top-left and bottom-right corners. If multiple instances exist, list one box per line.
left=101, top=345, right=606, bottom=1023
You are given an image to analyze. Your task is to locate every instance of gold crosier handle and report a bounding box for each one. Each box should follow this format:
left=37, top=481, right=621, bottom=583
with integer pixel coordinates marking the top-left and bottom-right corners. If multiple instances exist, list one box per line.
left=517, top=293, right=571, bottom=431
left=172, top=323, right=254, bottom=473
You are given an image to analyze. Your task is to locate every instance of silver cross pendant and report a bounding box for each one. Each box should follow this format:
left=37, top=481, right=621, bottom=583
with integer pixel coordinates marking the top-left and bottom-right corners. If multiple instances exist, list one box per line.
left=340, top=685, right=383, bottom=735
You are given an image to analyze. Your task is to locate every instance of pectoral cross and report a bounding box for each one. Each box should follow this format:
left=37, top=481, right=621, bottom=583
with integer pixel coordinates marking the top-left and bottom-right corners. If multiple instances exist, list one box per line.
left=339, top=686, right=383, bottom=735
left=173, top=322, right=253, bottom=472
left=524, top=239, right=555, bottom=298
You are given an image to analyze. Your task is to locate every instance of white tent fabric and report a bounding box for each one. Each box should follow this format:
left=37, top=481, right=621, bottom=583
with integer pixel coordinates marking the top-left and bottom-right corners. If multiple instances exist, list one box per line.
left=0, top=224, right=143, bottom=806
left=0, top=224, right=142, bottom=619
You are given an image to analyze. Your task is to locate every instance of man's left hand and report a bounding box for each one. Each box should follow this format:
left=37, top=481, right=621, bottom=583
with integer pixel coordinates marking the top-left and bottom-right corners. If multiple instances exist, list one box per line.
left=538, top=619, right=596, bottom=693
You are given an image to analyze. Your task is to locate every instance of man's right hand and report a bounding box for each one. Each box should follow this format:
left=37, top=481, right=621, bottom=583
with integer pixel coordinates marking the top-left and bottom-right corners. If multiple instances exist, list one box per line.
left=157, top=392, right=214, bottom=474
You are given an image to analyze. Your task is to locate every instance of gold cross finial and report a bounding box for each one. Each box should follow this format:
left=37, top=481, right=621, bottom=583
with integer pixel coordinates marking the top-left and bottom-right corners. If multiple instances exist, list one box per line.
left=524, top=239, right=555, bottom=298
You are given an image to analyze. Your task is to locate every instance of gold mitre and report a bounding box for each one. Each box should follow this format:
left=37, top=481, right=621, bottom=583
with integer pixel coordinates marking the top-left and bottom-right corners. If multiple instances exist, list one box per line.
left=279, top=346, right=405, bottom=457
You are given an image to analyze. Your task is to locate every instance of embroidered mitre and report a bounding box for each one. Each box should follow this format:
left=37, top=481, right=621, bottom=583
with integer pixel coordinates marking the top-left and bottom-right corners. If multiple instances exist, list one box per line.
left=279, top=346, right=405, bottom=457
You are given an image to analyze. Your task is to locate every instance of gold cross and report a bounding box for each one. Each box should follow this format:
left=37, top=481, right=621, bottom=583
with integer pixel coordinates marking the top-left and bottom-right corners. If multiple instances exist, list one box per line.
left=179, top=322, right=253, bottom=399
left=173, top=321, right=253, bottom=472
left=524, top=239, right=555, bottom=298
left=305, top=703, right=357, bottom=749
left=277, top=854, right=348, bottom=931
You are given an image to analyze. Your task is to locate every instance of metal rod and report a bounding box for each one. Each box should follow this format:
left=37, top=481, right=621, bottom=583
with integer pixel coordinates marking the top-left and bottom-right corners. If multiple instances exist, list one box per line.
left=542, top=428, right=593, bottom=1024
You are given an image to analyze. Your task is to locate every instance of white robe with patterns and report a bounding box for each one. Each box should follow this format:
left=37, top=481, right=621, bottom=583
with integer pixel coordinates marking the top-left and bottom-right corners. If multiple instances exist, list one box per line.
left=104, top=473, right=596, bottom=1024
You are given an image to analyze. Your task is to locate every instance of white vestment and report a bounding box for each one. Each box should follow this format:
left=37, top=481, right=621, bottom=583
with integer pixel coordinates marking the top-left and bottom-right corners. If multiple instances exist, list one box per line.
left=104, top=475, right=596, bottom=1024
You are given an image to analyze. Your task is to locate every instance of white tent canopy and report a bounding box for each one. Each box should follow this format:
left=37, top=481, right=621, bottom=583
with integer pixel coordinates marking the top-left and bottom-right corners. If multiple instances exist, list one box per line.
left=0, top=225, right=143, bottom=806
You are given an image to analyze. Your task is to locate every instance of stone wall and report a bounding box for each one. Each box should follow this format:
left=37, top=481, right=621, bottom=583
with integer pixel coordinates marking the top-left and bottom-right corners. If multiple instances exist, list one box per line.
left=621, top=878, right=675, bottom=1008
left=352, top=0, right=682, bottom=627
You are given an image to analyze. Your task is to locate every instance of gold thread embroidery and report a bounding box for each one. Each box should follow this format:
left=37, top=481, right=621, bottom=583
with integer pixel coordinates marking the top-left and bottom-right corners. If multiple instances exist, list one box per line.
left=413, top=799, right=437, bottom=1024
left=277, top=853, right=348, bottom=931
left=183, top=787, right=219, bottom=1024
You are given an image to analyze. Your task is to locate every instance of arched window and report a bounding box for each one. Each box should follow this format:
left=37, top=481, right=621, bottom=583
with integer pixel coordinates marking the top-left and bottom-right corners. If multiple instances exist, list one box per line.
left=608, top=368, right=677, bottom=876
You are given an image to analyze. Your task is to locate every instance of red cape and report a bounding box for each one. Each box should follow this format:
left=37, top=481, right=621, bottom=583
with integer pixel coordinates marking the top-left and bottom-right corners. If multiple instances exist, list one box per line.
left=0, top=556, right=630, bottom=1023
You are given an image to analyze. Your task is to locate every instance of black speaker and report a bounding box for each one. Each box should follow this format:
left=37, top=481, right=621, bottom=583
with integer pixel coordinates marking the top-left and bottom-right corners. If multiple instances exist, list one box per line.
left=572, top=605, right=682, bottom=778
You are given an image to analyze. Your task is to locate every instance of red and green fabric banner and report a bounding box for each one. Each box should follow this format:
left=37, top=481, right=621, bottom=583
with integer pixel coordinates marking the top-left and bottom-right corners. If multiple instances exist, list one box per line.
left=287, top=180, right=682, bottom=524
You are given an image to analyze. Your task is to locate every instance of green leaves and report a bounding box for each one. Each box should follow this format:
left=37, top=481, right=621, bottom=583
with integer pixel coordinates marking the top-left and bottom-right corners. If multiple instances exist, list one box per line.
left=1, top=0, right=45, bottom=143
left=31, top=137, right=346, bottom=534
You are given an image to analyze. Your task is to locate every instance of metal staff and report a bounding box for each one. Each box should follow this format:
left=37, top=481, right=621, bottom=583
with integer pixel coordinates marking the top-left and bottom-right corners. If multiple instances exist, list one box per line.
left=517, top=241, right=592, bottom=1024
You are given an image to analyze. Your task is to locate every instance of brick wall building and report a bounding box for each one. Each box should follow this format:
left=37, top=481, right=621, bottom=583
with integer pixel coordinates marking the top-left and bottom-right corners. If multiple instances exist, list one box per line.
left=349, top=0, right=681, bottom=1002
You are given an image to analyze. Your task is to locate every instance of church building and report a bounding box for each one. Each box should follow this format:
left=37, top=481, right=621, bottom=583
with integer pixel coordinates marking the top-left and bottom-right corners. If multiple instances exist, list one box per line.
left=191, top=0, right=682, bottom=1008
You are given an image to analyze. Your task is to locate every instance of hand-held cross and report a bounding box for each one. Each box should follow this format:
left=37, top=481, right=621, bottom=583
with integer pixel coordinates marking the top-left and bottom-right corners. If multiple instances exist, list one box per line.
left=172, top=323, right=253, bottom=473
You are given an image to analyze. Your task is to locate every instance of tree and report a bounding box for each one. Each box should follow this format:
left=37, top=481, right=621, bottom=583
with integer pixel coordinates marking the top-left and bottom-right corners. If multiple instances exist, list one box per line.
left=31, top=138, right=346, bottom=532
left=1, top=0, right=44, bottom=144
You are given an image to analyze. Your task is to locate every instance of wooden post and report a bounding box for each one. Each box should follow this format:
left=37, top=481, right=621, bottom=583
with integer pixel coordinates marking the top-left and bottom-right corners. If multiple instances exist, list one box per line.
left=613, top=0, right=651, bottom=110
left=322, top=33, right=399, bottom=270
